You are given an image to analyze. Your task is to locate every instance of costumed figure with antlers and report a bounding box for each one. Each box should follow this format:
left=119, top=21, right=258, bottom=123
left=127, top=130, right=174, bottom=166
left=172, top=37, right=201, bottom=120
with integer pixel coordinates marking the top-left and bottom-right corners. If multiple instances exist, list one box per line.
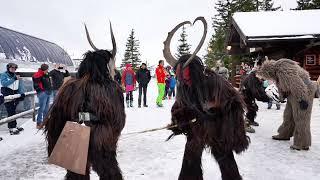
left=44, top=23, right=126, bottom=179
left=164, top=17, right=249, bottom=180
left=257, top=59, right=317, bottom=151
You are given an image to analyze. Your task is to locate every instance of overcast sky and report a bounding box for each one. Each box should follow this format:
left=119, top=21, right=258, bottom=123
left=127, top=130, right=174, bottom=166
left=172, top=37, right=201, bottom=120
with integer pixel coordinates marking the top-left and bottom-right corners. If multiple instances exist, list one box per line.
left=0, top=0, right=297, bottom=66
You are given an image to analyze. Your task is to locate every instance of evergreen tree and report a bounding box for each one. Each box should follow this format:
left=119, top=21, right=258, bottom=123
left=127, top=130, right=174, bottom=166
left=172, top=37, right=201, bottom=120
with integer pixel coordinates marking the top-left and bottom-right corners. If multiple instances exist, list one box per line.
left=260, top=0, right=281, bottom=11
left=311, top=0, right=320, bottom=8
left=121, top=29, right=141, bottom=70
left=295, top=0, right=313, bottom=10
left=176, top=25, right=191, bottom=58
left=205, top=0, right=257, bottom=69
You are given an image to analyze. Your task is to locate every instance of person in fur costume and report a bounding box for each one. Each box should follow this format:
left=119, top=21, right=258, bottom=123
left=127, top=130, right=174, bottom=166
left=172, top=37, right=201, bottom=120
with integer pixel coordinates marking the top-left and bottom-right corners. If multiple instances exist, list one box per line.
left=257, top=58, right=317, bottom=150
left=44, top=23, right=126, bottom=179
left=240, top=71, right=270, bottom=133
left=164, top=17, right=249, bottom=180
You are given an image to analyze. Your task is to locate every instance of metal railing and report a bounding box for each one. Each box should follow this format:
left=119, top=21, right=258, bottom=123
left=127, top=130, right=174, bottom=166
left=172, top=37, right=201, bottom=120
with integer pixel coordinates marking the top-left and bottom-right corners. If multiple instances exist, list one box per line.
left=0, top=91, right=37, bottom=126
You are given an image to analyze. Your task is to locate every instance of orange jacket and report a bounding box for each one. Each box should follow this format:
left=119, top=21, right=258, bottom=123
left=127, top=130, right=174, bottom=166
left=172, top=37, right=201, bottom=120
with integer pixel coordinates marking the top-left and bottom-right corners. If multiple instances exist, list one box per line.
left=156, top=65, right=166, bottom=83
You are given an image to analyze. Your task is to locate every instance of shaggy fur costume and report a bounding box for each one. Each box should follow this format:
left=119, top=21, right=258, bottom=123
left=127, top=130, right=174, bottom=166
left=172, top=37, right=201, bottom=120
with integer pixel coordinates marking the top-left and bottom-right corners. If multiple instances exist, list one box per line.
left=168, top=55, right=249, bottom=180
left=44, top=50, right=125, bottom=179
left=257, top=59, right=317, bottom=150
left=240, top=71, right=269, bottom=125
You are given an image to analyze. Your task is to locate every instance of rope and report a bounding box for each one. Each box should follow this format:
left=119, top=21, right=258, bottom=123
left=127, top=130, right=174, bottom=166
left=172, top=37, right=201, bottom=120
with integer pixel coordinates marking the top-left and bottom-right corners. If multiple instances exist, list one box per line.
left=121, top=118, right=197, bottom=137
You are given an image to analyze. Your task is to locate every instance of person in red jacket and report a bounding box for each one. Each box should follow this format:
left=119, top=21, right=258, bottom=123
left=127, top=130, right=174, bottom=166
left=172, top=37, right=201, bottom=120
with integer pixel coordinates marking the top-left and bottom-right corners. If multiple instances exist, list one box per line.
left=156, top=60, right=166, bottom=107
left=122, top=64, right=136, bottom=107
left=32, top=64, right=52, bottom=129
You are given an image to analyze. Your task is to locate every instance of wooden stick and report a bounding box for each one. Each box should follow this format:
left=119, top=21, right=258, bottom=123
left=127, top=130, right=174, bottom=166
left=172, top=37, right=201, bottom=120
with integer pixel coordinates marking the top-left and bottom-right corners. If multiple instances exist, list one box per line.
left=122, top=118, right=196, bottom=136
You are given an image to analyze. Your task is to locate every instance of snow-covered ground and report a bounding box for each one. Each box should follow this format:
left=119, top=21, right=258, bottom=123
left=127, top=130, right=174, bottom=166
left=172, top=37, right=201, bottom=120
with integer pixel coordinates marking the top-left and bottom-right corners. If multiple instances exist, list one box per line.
left=0, top=79, right=320, bottom=180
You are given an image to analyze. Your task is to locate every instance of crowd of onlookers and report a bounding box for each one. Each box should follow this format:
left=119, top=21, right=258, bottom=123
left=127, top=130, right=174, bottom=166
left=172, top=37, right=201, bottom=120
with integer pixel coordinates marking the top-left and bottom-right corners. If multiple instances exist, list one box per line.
left=0, top=63, right=70, bottom=140
left=1, top=59, right=319, bottom=141
left=0, top=61, right=177, bottom=140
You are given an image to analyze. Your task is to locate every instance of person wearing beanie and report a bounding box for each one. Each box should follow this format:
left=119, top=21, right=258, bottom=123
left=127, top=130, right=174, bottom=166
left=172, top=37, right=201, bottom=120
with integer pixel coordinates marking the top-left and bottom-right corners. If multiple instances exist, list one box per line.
left=32, top=63, right=52, bottom=129
left=136, top=62, right=151, bottom=107
left=0, top=63, right=25, bottom=135
left=121, top=63, right=136, bottom=107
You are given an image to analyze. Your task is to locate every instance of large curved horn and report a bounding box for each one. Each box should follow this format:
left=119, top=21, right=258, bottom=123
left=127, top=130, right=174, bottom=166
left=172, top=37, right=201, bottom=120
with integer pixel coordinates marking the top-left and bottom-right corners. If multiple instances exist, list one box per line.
left=163, top=21, right=192, bottom=67
left=109, top=22, right=117, bottom=58
left=84, top=23, right=99, bottom=51
left=183, top=17, right=207, bottom=68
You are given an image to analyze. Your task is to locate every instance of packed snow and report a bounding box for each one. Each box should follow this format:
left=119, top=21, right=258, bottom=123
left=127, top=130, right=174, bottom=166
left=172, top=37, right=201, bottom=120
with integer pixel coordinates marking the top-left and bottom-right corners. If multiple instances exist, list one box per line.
left=233, top=10, right=320, bottom=37
left=0, top=79, right=320, bottom=180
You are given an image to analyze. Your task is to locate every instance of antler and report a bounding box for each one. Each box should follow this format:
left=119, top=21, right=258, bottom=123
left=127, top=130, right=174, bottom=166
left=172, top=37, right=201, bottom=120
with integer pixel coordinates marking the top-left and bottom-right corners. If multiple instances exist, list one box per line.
left=84, top=22, right=117, bottom=58
left=183, top=17, right=207, bottom=68
left=84, top=23, right=99, bottom=51
left=163, top=21, right=192, bottom=67
left=110, top=22, right=117, bottom=58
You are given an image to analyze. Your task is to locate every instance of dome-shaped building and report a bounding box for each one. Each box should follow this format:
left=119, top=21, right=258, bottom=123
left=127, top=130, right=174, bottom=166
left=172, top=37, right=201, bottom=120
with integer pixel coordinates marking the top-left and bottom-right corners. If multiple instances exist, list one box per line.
left=0, top=26, right=72, bottom=66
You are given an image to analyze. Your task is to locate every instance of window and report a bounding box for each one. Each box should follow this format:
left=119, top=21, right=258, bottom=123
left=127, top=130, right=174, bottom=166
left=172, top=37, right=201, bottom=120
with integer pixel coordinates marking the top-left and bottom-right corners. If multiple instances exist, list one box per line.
left=305, top=55, right=316, bottom=65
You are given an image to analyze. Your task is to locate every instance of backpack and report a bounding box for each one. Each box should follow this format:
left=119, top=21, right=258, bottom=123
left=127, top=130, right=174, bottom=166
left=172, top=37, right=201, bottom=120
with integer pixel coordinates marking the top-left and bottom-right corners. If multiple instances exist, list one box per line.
left=125, top=72, right=133, bottom=85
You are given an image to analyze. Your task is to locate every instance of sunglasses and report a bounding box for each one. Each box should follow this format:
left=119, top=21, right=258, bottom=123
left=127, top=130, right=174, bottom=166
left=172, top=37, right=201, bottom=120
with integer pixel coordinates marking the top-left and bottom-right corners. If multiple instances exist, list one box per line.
left=10, top=66, right=18, bottom=69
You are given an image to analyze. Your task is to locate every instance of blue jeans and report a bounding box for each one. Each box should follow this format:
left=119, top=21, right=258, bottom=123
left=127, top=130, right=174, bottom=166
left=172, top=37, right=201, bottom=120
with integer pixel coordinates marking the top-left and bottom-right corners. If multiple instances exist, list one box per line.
left=52, top=90, right=58, bottom=100
left=37, top=91, right=51, bottom=125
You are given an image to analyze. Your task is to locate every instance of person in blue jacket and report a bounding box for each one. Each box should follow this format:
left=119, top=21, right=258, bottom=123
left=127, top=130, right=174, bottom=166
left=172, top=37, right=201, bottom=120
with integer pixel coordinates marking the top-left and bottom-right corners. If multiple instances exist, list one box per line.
left=0, top=63, right=25, bottom=135
left=0, top=92, right=4, bottom=141
left=168, top=72, right=176, bottom=99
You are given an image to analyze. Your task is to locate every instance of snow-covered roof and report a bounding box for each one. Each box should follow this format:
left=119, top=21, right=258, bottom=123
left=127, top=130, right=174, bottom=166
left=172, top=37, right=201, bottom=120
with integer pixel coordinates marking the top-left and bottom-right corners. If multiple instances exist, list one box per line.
left=0, top=26, right=73, bottom=65
left=233, top=10, right=320, bottom=38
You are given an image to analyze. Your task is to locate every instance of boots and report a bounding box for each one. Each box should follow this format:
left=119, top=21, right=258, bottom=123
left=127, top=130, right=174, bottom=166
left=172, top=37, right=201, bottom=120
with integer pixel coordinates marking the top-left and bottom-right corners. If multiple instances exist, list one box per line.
left=130, top=100, right=133, bottom=107
left=9, top=128, right=20, bottom=135
left=245, top=120, right=255, bottom=133
left=272, top=134, right=290, bottom=141
left=290, top=145, right=309, bottom=151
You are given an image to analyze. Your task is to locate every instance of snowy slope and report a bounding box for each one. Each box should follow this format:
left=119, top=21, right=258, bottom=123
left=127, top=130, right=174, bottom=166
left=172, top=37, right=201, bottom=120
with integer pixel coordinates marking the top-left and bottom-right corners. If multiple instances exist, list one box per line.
left=0, top=79, right=320, bottom=180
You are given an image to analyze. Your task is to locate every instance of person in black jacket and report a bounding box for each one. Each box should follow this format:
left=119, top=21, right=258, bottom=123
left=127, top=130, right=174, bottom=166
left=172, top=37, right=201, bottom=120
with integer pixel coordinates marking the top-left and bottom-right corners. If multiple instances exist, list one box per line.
left=49, top=64, right=70, bottom=100
left=114, top=69, right=122, bottom=85
left=136, top=63, right=151, bottom=107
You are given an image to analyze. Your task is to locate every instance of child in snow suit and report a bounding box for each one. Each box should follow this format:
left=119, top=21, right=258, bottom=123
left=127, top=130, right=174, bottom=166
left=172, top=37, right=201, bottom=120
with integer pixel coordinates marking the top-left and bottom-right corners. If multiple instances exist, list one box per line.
left=168, top=73, right=176, bottom=99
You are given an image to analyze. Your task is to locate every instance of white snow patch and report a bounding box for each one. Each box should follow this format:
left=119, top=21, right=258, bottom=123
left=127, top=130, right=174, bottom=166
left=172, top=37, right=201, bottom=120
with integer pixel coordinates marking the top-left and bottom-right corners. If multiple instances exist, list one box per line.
left=233, top=10, right=320, bottom=37
left=0, top=80, right=320, bottom=179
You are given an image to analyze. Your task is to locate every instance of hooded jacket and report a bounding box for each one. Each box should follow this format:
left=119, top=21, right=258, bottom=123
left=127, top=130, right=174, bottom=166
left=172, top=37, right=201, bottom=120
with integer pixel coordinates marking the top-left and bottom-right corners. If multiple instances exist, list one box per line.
left=156, top=65, right=166, bottom=83
left=32, top=69, right=52, bottom=93
left=0, top=71, right=24, bottom=96
left=121, top=64, right=136, bottom=86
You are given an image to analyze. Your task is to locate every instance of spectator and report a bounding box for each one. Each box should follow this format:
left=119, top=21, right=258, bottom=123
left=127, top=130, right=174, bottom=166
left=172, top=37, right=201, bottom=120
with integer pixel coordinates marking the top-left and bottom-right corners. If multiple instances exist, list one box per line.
left=0, top=92, right=3, bottom=140
left=0, top=63, right=25, bottom=135
left=156, top=60, right=166, bottom=107
left=32, top=64, right=52, bottom=129
left=168, top=72, right=176, bottom=99
left=49, top=64, right=70, bottom=100
left=263, top=80, right=280, bottom=110
left=122, top=64, right=136, bottom=108
left=0, top=92, right=4, bottom=105
left=136, top=63, right=151, bottom=108
left=164, top=71, right=171, bottom=100
left=114, top=69, right=122, bottom=85
left=215, top=60, right=229, bottom=79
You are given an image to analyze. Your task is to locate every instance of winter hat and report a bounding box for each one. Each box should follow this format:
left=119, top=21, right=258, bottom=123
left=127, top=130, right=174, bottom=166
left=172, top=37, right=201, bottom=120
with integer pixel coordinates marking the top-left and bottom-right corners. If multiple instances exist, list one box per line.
left=40, top=64, right=49, bottom=71
left=6, top=63, right=18, bottom=71
left=141, top=63, right=147, bottom=66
